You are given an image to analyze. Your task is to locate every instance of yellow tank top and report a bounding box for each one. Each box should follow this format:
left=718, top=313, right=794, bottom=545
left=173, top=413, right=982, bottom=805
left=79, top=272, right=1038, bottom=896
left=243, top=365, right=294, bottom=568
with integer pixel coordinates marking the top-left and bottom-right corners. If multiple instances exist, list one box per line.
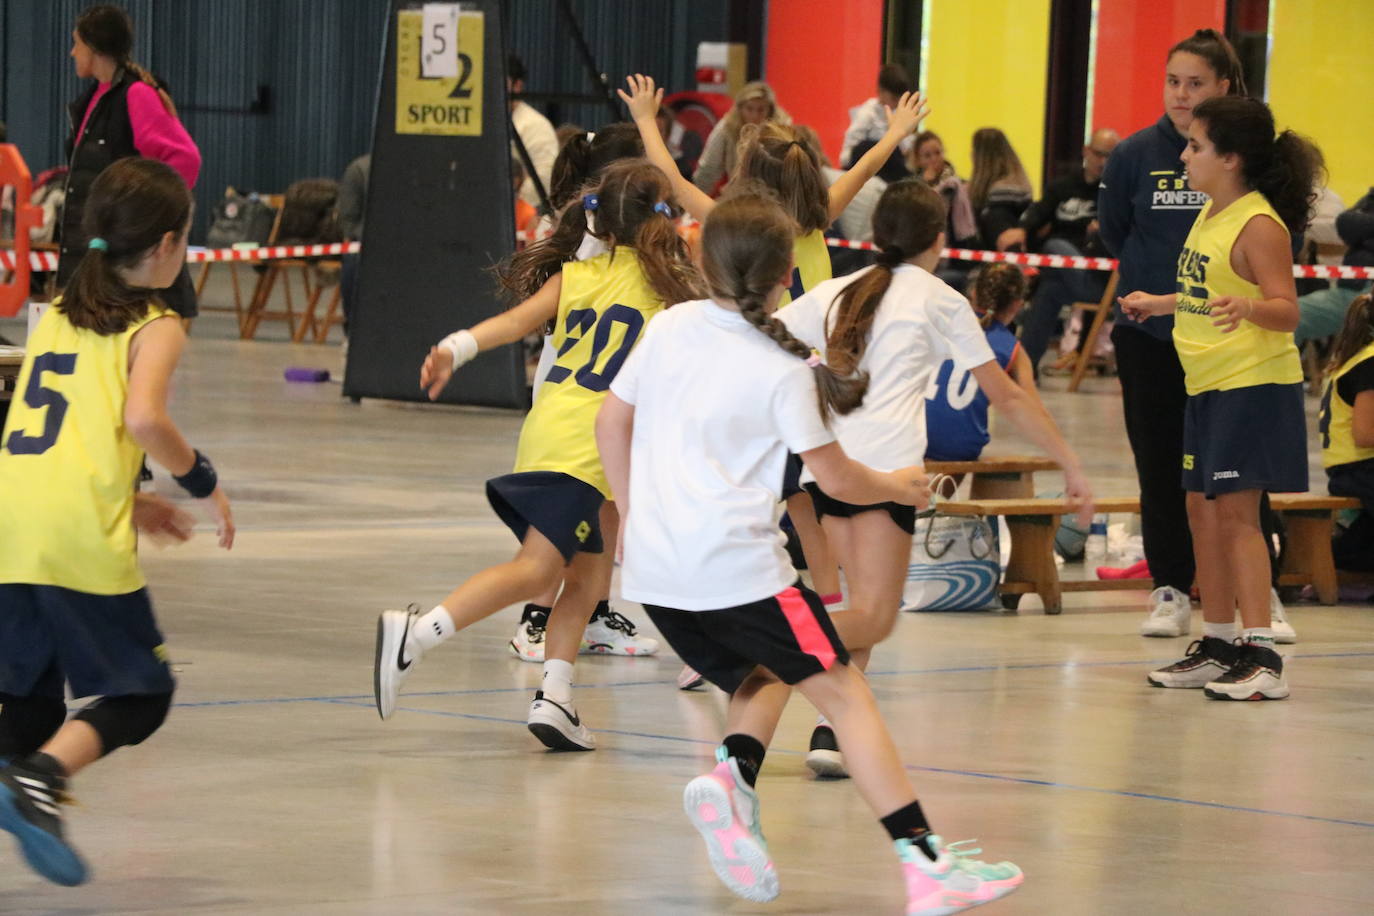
left=1319, top=340, right=1374, bottom=469
left=0, top=300, right=173, bottom=594
left=1173, top=190, right=1302, bottom=395
left=780, top=229, right=833, bottom=306
left=516, top=250, right=664, bottom=496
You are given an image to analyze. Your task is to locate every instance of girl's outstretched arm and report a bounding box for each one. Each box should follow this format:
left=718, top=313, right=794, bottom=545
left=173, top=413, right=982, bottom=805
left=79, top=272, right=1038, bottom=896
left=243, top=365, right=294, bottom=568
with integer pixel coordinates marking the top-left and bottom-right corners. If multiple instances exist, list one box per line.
left=420, top=273, right=563, bottom=399
left=826, top=91, right=929, bottom=223
left=619, top=74, right=716, bottom=222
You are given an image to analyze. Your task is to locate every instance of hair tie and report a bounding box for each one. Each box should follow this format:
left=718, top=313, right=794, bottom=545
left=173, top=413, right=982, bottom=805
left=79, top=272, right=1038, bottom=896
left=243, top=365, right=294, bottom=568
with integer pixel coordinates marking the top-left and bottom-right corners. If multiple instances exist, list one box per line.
left=582, top=194, right=599, bottom=212
left=653, top=201, right=673, bottom=217
left=586, top=131, right=595, bottom=142
left=805, top=349, right=823, bottom=368
left=88, top=237, right=108, bottom=251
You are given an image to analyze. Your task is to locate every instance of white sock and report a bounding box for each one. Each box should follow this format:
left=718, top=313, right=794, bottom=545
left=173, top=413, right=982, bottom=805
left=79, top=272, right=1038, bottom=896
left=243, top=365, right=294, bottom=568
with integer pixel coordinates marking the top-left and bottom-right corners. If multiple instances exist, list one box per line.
left=409, top=605, right=456, bottom=654
left=541, top=658, right=574, bottom=704
left=1243, top=627, right=1275, bottom=649
left=1203, top=621, right=1238, bottom=642
left=815, top=714, right=832, bottom=729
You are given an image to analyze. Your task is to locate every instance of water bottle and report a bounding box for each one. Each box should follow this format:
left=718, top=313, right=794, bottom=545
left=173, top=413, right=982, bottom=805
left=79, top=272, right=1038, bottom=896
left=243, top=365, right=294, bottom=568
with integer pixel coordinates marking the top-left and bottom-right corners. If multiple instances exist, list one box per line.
left=1085, top=513, right=1109, bottom=564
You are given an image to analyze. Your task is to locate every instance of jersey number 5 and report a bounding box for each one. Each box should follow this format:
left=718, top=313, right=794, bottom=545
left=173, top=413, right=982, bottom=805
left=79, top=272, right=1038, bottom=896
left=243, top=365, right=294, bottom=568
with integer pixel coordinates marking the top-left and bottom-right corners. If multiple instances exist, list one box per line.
left=4, top=352, right=78, bottom=456
left=545, top=304, right=644, bottom=392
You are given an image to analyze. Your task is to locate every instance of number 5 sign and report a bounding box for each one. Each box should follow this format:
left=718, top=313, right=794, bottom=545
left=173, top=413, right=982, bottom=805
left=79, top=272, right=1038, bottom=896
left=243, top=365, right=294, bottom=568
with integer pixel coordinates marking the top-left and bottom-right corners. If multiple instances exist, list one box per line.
left=395, top=6, right=484, bottom=136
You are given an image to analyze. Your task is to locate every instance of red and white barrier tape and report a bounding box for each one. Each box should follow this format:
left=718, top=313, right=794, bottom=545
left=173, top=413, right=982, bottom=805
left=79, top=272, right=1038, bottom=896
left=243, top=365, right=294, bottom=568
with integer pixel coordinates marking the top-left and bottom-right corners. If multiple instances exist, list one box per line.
left=4, top=238, right=1371, bottom=280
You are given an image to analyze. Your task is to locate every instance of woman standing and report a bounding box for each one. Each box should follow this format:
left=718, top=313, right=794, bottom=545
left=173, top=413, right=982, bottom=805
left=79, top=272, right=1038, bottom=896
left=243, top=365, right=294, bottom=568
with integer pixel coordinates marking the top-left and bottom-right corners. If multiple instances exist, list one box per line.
left=691, top=82, right=790, bottom=194
left=1096, top=30, right=1284, bottom=641
left=61, top=5, right=201, bottom=319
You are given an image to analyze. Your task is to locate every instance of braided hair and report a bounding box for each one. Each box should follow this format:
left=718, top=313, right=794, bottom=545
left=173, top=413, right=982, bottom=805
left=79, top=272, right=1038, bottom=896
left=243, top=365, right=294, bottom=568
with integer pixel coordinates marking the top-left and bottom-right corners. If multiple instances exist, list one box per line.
left=699, top=193, right=867, bottom=423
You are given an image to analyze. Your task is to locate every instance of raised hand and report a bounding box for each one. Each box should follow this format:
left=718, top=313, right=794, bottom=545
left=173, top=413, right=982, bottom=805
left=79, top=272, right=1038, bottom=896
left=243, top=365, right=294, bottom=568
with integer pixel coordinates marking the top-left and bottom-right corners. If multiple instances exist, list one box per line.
left=617, top=74, right=663, bottom=123
left=885, top=91, right=931, bottom=138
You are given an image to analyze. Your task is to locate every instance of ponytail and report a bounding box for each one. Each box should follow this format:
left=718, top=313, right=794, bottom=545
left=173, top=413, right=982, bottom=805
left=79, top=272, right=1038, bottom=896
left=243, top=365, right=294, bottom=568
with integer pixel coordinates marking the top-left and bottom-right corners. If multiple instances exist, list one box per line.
left=730, top=123, right=830, bottom=234
left=825, top=179, right=946, bottom=372
left=632, top=206, right=704, bottom=306
left=1327, top=293, right=1374, bottom=377
left=75, top=6, right=177, bottom=116
left=1169, top=29, right=1247, bottom=96
left=970, top=262, right=1027, bottom=329
left=1192, top=96, right=1325, bottom=234
left=546, top=122, right=645, bottom=215
left=701, top=193, right=867, bottom=423
left=494, top=194, right=591, bottom=301
left=60, top=158, right=191, bottom=334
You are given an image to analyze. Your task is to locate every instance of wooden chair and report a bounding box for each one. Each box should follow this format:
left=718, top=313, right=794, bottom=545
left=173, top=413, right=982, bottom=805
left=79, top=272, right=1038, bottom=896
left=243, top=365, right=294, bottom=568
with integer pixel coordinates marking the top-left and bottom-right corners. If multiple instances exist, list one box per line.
left=239, top=194, right=323, bottom=340
left=193, top=258, right=246, bottom=331
left=1064, top=270, right=1119, bottom=393
left=294, top=259, right=343, bottom=343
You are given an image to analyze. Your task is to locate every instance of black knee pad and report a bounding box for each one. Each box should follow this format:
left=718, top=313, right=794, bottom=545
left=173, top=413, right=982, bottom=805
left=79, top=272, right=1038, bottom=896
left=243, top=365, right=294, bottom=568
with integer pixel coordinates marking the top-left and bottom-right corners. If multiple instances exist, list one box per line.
left=74, top=691, right=174, bottom=756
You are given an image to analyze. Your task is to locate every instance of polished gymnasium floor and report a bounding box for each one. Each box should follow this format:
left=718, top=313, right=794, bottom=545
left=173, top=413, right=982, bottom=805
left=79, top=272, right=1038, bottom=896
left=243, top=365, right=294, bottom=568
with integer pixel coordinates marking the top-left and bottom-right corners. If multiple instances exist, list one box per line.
left=1, top=291, right=1372, bottom=915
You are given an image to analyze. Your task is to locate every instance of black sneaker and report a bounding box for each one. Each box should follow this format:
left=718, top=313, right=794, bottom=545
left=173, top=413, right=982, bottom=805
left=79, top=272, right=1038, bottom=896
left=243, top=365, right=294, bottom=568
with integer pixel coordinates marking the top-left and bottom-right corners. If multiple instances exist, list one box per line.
left=805, top=725, right=848, bottom=779
left=509, top=604, right=549, bottom=663
left=0, top=759, right=88, bottom=885
left=1204, top=643, right=1290, bottom=701
left=1146, top=636, right=1241, bottom=689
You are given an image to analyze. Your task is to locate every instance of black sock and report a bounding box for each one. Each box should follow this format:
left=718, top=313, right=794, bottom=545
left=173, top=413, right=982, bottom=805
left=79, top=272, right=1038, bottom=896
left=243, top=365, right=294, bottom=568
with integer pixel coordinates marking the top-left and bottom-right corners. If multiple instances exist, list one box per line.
left=881, top=800, right=936, bottom=860
left=591, top=599, right=610, bottom=620
left=721, top=733, right=766, bottom=787
left=0, top=694, right=67, bottom=760
left=22, top=751, right=68, bottom=780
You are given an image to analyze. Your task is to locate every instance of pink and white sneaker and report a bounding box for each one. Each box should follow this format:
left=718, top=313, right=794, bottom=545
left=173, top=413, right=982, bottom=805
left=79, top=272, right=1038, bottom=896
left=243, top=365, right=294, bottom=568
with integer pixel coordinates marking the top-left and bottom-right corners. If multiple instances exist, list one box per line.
left=900, top=835, right=1023, bottom=915
left=677, top=665, right=706, bottom=691
left=683, top=748, right=778, bottom=902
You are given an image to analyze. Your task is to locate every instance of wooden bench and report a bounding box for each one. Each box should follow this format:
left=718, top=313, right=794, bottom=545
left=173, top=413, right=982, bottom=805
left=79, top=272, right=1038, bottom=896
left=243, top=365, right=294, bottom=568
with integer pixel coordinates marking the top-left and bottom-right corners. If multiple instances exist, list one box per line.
left=924, top=455, right=1060, bottom=500
left=937, top=494, right=1361, bottom=614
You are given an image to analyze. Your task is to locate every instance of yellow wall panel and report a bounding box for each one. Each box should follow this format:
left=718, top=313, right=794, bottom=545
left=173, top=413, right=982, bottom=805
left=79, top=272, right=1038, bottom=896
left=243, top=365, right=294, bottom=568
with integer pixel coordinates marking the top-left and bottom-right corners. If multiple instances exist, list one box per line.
left=922, top=0, right=1052, bottom=192
left=1268, top=0, right=1374, bottom=207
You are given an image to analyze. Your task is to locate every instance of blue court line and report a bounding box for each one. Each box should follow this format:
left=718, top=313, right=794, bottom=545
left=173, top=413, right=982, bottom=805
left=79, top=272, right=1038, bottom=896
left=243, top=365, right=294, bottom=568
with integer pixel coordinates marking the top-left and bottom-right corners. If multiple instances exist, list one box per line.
left=319, top=696, right=1374, bottom=831
left=169, top=649, right=1374, bottom=708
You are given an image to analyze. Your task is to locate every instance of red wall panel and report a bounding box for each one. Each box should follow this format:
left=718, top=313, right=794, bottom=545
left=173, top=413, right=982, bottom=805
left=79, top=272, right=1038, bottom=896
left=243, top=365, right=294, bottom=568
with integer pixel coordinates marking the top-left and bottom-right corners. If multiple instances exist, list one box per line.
left=1091, top=0, right=1226, bottom=137
left=764, top=0, right=885, bottom=165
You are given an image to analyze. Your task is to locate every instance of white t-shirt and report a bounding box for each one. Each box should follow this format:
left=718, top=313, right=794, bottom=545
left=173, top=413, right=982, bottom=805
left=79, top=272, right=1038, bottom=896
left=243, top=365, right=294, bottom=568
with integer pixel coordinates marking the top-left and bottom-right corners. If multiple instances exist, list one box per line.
left=611, top=299, right=835, bottom=610
left=777, top=264, right=994, bottom=478
left=512, top=101, right=558, bottom=206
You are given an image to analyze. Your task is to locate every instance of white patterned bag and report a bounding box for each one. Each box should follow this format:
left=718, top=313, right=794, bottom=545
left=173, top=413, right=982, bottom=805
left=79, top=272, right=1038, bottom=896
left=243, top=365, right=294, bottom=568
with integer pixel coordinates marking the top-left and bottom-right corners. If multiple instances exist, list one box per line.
left=902, top=512, right=1002, bottom=612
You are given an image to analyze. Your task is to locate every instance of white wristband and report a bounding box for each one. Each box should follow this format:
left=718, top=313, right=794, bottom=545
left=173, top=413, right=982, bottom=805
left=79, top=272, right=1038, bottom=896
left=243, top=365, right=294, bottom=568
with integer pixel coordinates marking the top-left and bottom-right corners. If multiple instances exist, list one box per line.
left=438, top=329, right=479, bottom=371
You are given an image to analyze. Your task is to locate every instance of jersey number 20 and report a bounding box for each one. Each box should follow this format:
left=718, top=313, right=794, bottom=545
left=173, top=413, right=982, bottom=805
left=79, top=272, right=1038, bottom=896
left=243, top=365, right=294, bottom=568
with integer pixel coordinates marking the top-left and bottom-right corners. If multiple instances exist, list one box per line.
left=545, top=304, right=644, bottom=392
left=4, top=352, right=78, bottom=456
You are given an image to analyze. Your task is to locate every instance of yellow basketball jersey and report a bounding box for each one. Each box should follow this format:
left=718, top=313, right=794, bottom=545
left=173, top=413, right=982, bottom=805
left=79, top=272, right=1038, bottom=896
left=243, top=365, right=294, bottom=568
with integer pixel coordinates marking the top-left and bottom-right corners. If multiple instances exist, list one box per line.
left=1173, top=190, right=1302, bottom=395
left=1319, top=340, right=1374, bottom=469
left=780, top=229, right=833, bottom=306
left=0, top=300, right=173, bottom=594
left=515, top=250, right=664, bottom=496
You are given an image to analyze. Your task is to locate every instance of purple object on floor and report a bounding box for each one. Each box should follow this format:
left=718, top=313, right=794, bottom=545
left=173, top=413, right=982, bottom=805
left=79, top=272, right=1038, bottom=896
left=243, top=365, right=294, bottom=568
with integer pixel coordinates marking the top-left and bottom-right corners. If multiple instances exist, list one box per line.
left=284, top=367, right=330, bottom=383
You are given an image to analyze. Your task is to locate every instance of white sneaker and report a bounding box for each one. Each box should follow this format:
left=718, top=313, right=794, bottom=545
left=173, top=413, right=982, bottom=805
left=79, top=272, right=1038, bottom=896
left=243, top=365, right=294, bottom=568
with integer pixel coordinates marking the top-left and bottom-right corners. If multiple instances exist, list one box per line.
left=1140, top=586, right=1192, bottom=637
left=581, top=606, right=659, bottom=656
left=527, top=691, right=596, bottom=750
left=509, top=604, right=548, bottom=663
left=374, top=608, right=421, bottom=720
left=1204, top=643, right=1290, bottom=700
left=1270, top=589, right=1297, bottom=644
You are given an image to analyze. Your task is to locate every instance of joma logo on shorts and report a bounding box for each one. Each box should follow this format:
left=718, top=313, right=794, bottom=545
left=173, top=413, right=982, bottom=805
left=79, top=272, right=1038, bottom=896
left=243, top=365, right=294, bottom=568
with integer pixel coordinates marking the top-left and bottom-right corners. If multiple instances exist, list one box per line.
left=1212, top=470, right=1240, bottom=480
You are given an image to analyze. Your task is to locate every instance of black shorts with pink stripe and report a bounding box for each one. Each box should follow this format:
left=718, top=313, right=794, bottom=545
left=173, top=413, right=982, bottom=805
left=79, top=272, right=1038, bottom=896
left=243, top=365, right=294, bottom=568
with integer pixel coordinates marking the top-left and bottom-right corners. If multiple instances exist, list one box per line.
left=644, top=583, right=850, bottom=694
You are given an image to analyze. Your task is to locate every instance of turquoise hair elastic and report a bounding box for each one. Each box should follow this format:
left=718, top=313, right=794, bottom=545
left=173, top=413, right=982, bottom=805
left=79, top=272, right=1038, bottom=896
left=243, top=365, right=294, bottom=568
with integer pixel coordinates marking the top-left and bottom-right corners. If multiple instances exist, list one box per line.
left=88, top=237, right=108, bottom=251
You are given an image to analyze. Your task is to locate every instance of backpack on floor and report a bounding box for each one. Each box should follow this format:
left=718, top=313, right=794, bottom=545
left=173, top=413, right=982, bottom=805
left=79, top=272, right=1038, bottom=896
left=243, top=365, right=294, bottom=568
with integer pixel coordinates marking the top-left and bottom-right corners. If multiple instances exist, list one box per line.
left=902, top=512, right=1002, bottom=611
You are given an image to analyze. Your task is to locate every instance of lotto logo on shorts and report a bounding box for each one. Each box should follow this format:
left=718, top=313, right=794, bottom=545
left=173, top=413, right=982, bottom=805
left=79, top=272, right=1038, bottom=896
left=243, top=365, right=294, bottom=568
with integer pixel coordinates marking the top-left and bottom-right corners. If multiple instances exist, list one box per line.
left=153, top=644, right=169, bottom=663
left=1182, top=454, right=1195, bottom=470
left=575, top=521, right=591, bottom=543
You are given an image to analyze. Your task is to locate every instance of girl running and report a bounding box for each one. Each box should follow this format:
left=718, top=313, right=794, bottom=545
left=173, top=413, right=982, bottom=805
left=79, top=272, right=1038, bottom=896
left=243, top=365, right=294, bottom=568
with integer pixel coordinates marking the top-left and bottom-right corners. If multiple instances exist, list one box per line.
left=925, top=263, right=1050, bottom=462
left=1319, top=293, right=1374, bottom=571
left=0, top=158, right=234, bottom=886
left=373, top=160, right=702, bottom=749
left=596, top=192, right=1023, bottom=914
left=509, top=123, right=661, bottom=666
left=779, top=180, right=1092, bottom=777
left=620, top=73, right=927, bottom=651
left=1122, top=96, right=1323, bottom=700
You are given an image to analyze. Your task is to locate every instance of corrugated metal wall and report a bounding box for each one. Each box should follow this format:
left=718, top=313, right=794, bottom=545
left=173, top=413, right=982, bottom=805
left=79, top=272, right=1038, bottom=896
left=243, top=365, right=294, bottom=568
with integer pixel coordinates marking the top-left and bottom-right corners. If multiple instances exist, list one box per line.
left=1, top=0, right=728, bottom=240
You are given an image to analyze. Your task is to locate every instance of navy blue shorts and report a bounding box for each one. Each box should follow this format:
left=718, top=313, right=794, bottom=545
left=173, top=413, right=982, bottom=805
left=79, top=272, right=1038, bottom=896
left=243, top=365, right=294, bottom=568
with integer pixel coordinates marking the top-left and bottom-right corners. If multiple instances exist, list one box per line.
left=803, top=482, right=917, bottom=535
left=1182, top=382, right=1308, bottom=497
left=486, top=471, right=604, bottom=563
left=0, top=584, right=175, bottom=699
left=644, top=583, right=849, bottom=694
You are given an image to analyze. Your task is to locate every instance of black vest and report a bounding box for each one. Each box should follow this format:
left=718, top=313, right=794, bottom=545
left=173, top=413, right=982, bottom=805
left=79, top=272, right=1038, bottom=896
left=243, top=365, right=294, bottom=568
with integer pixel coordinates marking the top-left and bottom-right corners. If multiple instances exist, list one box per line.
left=59, top=70, right=138, bottom=284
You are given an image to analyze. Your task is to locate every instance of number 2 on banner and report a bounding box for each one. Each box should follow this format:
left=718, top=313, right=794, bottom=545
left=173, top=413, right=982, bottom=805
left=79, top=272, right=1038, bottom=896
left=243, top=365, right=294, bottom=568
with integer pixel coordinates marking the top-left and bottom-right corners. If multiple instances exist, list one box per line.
left=421, top=3, right=460, bottom=79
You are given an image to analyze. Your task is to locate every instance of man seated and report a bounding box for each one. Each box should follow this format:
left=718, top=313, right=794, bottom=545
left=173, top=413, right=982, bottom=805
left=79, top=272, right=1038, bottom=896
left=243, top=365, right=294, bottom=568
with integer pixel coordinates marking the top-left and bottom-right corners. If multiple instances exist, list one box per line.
left=1296, top=187, right=1374, bottom=346
left=998, top=128, right=1119, bottom=376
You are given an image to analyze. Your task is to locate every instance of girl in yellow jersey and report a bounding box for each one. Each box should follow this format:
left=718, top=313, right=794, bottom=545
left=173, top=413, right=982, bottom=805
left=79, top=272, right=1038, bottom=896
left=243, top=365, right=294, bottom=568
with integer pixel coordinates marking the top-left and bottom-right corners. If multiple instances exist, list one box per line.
left=1318, top=293, right=1374, bottom=572
left=0, top=159, right=233, bottom=886
left=620, top=74, right=929, bottom=682
left=1122, top=96, right=1323, bottom=701
left=374, top=161, right=702, bottom=749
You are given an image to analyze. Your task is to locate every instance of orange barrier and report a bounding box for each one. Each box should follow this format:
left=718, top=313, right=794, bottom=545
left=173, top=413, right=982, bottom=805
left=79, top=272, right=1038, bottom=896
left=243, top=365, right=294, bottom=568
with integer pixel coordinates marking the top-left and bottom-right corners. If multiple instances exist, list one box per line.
left=0, top=144, right=43, bottom=317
